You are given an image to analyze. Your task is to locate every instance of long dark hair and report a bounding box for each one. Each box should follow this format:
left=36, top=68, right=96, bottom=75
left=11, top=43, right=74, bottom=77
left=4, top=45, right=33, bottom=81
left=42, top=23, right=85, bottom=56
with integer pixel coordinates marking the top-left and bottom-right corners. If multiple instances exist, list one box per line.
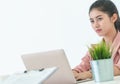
left=89, top=0, right=120, bottom=31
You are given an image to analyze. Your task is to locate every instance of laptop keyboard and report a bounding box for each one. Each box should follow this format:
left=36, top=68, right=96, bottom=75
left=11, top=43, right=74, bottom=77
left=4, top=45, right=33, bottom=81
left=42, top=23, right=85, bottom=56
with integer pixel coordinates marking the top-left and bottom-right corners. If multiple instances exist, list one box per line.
left=2, top=67, right=58, bottom=84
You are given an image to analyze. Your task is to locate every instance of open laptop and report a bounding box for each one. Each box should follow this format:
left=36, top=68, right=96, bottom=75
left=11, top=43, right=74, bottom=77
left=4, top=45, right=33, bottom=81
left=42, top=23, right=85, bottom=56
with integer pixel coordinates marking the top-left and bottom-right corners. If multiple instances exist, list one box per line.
left=21, top=49, right=92, bottom=84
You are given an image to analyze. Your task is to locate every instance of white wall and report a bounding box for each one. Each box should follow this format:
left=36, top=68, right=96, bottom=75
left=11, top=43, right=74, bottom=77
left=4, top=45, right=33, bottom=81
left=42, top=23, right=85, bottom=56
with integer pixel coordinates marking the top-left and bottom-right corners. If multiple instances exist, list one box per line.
left=0, top=0, right=119, bottom=75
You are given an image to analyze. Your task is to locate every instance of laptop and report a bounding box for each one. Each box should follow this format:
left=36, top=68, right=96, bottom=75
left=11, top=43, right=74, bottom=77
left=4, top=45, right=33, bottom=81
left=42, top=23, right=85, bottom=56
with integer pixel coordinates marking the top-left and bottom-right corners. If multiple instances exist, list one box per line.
left=21, top=49, right=92, bottom=84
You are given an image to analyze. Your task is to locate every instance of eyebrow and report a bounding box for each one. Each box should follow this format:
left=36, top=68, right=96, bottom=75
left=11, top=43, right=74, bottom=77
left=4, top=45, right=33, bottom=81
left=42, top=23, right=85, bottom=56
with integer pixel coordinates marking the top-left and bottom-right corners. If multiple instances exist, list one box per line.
left=90, top=15, right=102, bottom=20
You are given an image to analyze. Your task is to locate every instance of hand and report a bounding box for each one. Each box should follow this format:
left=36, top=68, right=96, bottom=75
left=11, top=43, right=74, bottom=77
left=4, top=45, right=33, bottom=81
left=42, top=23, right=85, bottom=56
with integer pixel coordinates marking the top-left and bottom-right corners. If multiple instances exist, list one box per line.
left=114, top=65, right=120, bottom=76
left=72, top=70, right=92, bottom=80
left=72, top=70, right=79, bottom=79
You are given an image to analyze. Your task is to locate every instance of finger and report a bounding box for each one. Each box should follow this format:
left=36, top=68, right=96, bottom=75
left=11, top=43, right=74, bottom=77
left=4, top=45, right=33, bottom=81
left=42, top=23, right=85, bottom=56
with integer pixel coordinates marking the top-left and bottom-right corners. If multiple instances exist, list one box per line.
left=76, top=75, right=82, bottom=80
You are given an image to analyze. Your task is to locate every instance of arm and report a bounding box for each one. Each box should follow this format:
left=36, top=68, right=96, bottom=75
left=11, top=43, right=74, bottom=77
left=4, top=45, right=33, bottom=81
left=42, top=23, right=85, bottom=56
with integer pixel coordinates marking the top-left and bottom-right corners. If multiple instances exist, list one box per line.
left=114, top=47, right=120, bottom=76
left=72, top=52, right=92, bottom=80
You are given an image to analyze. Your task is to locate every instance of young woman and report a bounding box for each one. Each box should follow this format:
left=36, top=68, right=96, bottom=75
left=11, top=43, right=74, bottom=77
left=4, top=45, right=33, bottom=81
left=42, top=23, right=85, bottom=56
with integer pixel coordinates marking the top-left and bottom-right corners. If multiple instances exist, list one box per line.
left=72, top=0, right=120, bottom=80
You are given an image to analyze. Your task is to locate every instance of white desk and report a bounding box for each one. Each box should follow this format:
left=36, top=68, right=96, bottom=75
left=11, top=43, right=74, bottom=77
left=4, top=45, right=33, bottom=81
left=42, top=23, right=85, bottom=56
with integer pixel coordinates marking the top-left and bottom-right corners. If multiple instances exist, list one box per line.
left=78, top=76, right=120, bottom=84
left=1, top=75, right=120, bottom=84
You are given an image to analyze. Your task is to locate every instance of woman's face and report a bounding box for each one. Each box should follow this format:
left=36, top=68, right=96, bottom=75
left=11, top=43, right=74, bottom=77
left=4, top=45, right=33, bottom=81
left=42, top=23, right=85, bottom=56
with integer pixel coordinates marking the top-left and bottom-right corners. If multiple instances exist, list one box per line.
left=89, top=9, right=116, bottom=37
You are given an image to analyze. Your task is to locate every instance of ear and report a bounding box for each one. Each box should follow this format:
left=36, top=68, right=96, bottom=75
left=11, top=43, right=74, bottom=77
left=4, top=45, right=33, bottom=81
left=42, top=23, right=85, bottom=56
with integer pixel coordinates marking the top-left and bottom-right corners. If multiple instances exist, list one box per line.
left=111, top=13, right=118, bottom=23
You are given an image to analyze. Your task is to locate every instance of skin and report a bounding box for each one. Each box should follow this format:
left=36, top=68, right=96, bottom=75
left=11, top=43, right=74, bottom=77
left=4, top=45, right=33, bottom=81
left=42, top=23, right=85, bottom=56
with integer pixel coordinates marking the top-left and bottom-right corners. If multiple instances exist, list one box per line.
left=73, top=9, right=120, bottom=80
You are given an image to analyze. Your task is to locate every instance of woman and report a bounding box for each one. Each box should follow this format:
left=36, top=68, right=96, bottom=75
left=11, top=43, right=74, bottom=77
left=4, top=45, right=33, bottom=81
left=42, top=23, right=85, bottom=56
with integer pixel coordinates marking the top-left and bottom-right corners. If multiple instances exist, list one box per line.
left=72, top=0, right=120, bottom=80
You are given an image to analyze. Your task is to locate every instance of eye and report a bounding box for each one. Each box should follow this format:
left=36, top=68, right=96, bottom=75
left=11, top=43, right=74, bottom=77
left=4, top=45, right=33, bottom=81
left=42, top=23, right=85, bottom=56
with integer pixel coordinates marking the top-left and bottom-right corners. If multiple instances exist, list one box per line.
left=90, top=20, right=94, bottom=23
left=97, top=17, right=102, bottom=21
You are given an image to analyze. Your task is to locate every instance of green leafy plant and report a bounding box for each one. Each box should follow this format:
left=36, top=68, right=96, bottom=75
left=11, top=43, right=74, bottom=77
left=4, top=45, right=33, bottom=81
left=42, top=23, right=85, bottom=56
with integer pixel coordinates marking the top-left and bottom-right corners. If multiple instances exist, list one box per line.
left=88, top=41, right=111, bottom=60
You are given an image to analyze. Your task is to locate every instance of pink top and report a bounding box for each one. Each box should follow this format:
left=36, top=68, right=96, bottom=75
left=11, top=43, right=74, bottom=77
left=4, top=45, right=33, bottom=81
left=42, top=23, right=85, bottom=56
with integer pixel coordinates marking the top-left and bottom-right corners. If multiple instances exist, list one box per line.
left=73, top=32, right=120, bottom=73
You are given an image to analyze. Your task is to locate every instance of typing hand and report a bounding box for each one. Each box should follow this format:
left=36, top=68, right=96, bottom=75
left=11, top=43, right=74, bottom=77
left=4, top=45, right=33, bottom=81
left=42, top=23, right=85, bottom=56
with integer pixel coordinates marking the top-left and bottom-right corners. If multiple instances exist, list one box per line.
left=114, top=65, right=120, bottom=76
left=72, top=70, right=92, bottom=80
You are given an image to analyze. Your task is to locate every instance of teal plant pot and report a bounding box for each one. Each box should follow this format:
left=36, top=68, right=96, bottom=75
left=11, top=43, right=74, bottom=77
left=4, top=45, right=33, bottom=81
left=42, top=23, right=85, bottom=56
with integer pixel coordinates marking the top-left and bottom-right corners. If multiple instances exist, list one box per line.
left=90, top=59, right=114, bottom=82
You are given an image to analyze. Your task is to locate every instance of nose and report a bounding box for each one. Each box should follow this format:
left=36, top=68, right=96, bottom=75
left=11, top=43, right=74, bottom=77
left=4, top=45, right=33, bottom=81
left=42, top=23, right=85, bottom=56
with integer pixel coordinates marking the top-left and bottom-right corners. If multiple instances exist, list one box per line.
left=94, top=21, right=99, bottom=28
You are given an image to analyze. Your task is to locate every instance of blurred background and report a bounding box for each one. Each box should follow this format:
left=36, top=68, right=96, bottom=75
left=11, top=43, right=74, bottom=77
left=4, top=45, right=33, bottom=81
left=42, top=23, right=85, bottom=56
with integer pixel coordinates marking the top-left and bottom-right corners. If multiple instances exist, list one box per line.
left=0, top=0, right=119, bottom=75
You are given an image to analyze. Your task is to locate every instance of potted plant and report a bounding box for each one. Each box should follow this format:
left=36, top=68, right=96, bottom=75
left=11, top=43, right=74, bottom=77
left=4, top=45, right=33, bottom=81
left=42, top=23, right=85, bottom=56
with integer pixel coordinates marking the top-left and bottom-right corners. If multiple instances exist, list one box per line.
left=88, top=41, right=114, bottom=82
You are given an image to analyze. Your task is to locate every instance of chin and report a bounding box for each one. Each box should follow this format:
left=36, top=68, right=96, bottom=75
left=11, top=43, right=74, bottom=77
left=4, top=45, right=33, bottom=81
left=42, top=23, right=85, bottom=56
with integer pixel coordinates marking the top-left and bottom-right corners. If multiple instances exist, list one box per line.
left=97, top=33, right=104, bottom=37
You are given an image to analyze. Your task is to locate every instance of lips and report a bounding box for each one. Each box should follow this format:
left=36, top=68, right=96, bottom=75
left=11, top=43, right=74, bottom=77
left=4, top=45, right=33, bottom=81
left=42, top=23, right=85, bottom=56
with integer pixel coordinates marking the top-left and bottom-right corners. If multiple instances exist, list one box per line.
left=96, top=29, right=102, bottom=33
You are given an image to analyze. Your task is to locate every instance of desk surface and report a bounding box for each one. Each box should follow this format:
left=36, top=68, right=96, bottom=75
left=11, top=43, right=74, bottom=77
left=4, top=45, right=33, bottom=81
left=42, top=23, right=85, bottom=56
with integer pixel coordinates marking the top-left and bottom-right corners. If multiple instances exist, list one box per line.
left=0, top=75, right=120, bottom=84
left=78, top=76, right=120, bottom=84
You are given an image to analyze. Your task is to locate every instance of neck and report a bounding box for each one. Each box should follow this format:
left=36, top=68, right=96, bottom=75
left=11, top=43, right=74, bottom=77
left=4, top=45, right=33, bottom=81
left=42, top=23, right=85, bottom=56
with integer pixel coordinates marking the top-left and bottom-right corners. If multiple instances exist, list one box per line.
left=103, top=30, right=117, bottom=46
